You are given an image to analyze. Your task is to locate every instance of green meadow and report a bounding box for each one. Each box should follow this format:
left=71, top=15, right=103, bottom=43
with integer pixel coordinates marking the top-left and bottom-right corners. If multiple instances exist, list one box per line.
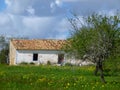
left=0, top=64, right=120, bottom=90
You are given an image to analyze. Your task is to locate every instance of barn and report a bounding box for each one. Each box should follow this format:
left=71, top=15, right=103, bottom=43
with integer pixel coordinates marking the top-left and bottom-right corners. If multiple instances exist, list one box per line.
left=9, top=39, right=66, bottom=65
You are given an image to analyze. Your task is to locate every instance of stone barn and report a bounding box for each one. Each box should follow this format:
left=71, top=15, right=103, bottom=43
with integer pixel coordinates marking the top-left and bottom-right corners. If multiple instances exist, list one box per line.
left=9, top=39, right=66, bottom=65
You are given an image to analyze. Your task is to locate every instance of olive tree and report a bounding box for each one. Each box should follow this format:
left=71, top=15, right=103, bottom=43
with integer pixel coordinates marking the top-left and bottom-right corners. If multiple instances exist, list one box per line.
left=64, top=13, right=120, bottom=83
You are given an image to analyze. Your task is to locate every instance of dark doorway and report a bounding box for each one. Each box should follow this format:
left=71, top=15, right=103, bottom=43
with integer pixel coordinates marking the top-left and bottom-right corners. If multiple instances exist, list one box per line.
left=33, top=53, right=38, bottom=61
left=58, top=54, right=64, bottom=64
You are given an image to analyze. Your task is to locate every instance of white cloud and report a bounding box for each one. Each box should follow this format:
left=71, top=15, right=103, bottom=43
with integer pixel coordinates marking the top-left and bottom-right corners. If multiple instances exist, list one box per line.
left=23, top=16, right=55, bottom=31
left=50, top=2, right=56, bottom=13
left=5, top=0, right=33, bottom=15
left=55, top=0, right=63, bottom=7
left=62, top=0, right=80, bottom=2
left=26, top=6, right=35, bottom=15
left=98, top=10, right=117, bottom=16
left=22, top=16, right=69, bottom=39
left=5, top=0, right=12, bottom=6
left=0, top=13, right=10, bottom=26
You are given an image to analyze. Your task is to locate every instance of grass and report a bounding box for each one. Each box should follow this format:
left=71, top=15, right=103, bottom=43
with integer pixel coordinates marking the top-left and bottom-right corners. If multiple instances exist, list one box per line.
left=0, top=64, right=120, bottom=90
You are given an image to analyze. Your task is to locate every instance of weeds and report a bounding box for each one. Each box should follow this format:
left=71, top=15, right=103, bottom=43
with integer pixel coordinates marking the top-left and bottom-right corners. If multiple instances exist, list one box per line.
left=0, top=65, right=120, bottom=90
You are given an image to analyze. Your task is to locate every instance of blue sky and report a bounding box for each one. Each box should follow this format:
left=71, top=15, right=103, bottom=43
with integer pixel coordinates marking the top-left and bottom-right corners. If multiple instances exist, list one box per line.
left=0, top=0, right=6, bottom=11
left=0, top=0, right=120, bottom=39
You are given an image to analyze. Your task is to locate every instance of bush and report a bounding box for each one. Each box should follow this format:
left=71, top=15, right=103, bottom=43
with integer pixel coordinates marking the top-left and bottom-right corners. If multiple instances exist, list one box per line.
left=47, top=61, right=51, bottom=65
left=29, top=62, right=35, bottom=65
left=19, top=62, right=28, bottom=65
left=65, top=63, right=73, bottom=66
left=0, top=49, right=9, bottom=64
left=104, top=56, right=120, bottom=76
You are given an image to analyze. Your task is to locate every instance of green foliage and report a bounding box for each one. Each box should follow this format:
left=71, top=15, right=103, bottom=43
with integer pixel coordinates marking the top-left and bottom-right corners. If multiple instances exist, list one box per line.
left=0, top=48, right=9, bottom=64
left=29, top=62, right=35, bottom=65
left=47, top=60, right=51, bottom=65
left=65, top=62, right=73, bottom=66
left=19, top=62, right=29, bottom=65
left=65, top=13, right=120, bottom=62
left=104, top=56, right=120, bottom=76
left=0, top=35, right=9, bottom=64
left=0, top=65, right=120, bottom=89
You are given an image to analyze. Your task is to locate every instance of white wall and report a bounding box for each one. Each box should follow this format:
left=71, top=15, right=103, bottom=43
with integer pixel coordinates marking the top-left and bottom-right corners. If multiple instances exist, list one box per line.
left=16, top=50, right=64, bottom=64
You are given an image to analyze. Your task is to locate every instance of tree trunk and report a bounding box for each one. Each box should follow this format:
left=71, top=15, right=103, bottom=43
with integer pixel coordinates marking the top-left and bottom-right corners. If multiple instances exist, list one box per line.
left=94, top=60, right=106, bottom=83
left=99, top=65, right=106, bottom=83
left=94, top=64, right=99, bottom=76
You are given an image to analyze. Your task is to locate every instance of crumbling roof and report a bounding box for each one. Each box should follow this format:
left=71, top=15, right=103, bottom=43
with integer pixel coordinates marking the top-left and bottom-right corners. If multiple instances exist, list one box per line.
left=11, top=39, right=66, bottom=50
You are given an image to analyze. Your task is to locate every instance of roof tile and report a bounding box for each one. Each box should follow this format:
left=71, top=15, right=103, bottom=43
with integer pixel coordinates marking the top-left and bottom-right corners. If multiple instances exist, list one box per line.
left=11, top=39, right=66, bottom=50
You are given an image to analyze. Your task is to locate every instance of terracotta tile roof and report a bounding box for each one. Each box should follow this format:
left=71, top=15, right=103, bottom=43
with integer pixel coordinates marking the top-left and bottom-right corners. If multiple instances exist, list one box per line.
left=11, top=39, right=66, bottom=50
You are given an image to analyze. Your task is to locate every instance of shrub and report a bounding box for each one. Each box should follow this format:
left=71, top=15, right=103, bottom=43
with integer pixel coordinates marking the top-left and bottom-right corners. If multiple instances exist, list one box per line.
left=29, top=62, right=35, bottom=65
left=65, top=63, right=73, bottom=66
left=19, top=62, right=28, bottom=65
left=47, top=61, right=51, bottom=65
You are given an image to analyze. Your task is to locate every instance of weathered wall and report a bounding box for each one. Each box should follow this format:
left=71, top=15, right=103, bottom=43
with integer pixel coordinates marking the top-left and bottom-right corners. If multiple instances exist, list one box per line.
left=9, top=41, right=17, bottom=65
left=16, top=50, right=65, bottom=64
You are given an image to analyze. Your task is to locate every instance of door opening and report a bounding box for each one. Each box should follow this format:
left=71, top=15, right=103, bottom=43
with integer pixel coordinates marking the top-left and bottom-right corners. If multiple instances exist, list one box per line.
left=58, top=54, right=64, bottom=64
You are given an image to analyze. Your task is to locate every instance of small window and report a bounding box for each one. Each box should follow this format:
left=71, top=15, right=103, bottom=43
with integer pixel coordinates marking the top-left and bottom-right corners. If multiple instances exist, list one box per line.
left=33, top=53, right=38, bottom=61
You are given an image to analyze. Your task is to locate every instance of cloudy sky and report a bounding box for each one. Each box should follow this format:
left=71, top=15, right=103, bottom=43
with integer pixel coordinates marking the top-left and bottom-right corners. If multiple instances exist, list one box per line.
left=0, top=0, right=120, bottom=39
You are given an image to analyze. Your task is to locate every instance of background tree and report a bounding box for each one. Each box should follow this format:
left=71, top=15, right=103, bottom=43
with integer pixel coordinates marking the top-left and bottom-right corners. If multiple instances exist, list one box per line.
left=0, top=35, right=9, bottom=64
left=64, top=13, right=120, bottom=83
